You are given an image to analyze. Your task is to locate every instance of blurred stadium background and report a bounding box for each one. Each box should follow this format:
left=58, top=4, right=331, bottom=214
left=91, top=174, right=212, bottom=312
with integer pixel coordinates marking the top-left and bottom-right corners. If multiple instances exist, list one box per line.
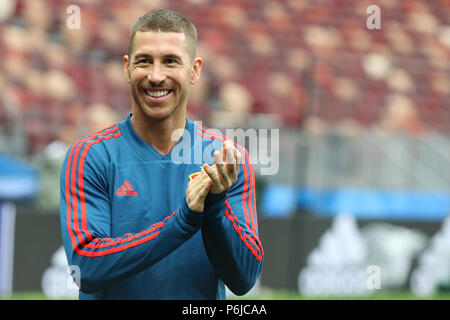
left=0, top=0, right=449, bottom=299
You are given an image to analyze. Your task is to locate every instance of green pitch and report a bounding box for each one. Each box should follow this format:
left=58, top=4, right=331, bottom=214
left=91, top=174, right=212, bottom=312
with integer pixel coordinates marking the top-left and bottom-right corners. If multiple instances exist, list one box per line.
left=3, top=289, right=450, bottom=300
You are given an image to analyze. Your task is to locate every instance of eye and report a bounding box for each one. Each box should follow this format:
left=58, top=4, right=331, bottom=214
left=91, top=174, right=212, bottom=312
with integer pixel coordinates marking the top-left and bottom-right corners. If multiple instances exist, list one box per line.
left=165, top=58, right=179, bottom=65
left=136, top=58, right=151, bottom=65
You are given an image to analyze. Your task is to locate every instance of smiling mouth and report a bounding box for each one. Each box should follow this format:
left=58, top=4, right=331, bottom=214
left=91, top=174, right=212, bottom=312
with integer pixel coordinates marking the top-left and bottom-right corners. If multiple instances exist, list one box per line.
left=144, top=89, right=172, bottom=98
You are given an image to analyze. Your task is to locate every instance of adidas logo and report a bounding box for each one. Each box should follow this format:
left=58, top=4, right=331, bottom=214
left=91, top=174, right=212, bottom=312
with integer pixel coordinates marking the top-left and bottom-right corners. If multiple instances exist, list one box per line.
left=298, top=214, right=370, bottom=297
left=115, top=181, right=138, bottom=196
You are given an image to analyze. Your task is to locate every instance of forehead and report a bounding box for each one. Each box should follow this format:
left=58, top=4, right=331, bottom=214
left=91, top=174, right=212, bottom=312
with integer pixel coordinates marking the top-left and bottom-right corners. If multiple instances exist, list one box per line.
left=132, top=31, right=188, bottom=58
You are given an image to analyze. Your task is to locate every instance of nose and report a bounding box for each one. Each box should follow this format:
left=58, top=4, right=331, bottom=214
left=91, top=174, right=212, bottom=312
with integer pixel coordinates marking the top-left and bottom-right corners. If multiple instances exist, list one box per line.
left=147, top=63, right=166, bottom=85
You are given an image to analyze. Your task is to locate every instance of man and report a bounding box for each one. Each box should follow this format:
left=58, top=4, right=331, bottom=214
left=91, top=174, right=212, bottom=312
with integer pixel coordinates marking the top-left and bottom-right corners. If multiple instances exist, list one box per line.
left=60, top=9, right=263, bottom=299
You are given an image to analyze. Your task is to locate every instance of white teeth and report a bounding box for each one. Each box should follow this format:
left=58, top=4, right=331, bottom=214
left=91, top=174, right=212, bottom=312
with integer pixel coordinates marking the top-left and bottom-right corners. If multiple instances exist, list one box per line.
left=145, top=90, right=170, bottom=98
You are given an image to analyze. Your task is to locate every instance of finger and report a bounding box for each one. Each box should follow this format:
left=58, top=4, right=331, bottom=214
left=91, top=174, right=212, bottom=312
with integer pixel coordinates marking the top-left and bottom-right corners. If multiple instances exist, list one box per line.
left=225, top=142, right=236, bottom=174
left=196, top=178, right=211, bottom=199
left=214, top=151, right=231, bottom=188
left=188, top=180, right=211, bottom=212
left=203, top=163, right=222, bottom=188
left=214, top=150, right=223, bottom=165
left=188, top=172, right=211, bottom=196
left=231, top=148, right=239, bottom=181
left=236, top=148, right=243, bottom=165
left=213, top=150, right=226, bottom=184
left=213, top=150, right=224, bottom=174
left=221, top=141, right=227, bottom=163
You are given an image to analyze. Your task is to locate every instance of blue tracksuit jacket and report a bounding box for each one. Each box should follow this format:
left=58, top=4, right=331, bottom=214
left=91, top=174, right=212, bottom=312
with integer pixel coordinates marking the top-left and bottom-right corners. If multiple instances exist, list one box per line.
left=59, top=113, right=263, bottom=299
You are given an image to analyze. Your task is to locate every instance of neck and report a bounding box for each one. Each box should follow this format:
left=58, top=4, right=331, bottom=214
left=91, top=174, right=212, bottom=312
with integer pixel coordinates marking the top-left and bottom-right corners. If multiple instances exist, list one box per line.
left=131, top=107, right=186, bottom=156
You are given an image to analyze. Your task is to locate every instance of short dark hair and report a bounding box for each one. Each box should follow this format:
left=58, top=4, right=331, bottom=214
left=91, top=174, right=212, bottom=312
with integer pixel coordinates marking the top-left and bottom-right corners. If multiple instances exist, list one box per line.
left=128, top=9, right=198, bottom=60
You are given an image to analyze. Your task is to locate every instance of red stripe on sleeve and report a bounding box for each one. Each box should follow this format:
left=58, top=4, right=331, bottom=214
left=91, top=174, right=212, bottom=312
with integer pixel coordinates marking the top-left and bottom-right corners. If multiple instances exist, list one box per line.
left=225, top=199, right=263, bottom=255
left=77, top=210, right=177, bottom=256
left=82, top=213, right=175, bottom=251
left=77, top=130, right=122, bottom=244
left=65, top=127, right=119, bottom=252
left=240, top=147, right=257, bottom=235
left=65, top=142, right=80, bottom=251
left=224, top=207, right=263, bottom=261
left=70, top=127, right=120, bottom=246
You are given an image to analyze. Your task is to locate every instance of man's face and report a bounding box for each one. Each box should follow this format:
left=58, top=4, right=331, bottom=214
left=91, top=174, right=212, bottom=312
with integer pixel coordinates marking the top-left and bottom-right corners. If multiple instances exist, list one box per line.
left=123, top=31, right=202, bottom=121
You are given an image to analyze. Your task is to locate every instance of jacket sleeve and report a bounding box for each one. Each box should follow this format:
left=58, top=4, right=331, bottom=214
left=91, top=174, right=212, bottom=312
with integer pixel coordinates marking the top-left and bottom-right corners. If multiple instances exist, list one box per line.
left=201, top=145, right=264, bottom=296
left=60, top=141, right=203, bottom=294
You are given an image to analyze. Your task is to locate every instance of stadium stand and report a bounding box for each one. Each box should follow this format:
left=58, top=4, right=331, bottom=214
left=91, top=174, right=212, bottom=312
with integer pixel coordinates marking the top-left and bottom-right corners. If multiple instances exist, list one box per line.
left=0, top=0, right=448, bottom=156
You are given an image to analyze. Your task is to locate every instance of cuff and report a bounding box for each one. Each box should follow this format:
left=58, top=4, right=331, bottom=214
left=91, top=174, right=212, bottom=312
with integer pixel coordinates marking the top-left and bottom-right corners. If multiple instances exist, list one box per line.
left=204, top=192, right=227, bottom=223
left=205, top=190, right=227, bottom=206
left=177, top=197, right=204, bottom=229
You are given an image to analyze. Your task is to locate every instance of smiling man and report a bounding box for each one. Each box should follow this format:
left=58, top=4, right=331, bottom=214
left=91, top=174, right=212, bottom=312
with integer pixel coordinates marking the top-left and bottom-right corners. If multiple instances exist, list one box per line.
left=59, top=9, right=263, bottom=300
left=124, top=23, right=200, bottom=154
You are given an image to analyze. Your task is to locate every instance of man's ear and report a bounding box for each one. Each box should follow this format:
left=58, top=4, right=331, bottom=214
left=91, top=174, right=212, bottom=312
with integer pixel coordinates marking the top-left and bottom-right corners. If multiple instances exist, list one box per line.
left=190, top=57, right=203, bottom=85
left=123, top=55, right=131, bottom=84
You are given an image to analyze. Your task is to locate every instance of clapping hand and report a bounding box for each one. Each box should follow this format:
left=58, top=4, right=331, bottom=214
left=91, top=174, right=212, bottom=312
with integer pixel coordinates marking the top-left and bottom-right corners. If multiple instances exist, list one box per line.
left=202, top=140, right=241, bottom=194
